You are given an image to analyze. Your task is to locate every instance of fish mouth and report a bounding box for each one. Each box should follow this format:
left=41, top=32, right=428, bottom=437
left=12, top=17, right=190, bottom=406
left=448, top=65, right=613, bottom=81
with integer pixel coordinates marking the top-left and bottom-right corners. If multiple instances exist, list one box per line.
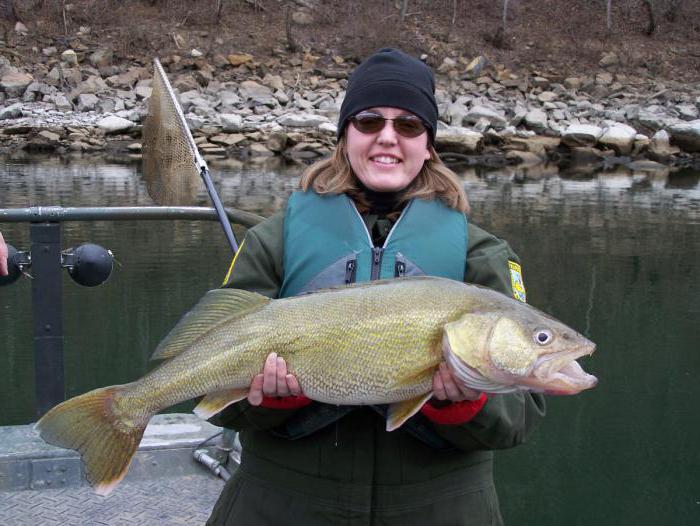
left=442, top=333, right=597, bottom=395
left=530, top=345, right=597, bottom=395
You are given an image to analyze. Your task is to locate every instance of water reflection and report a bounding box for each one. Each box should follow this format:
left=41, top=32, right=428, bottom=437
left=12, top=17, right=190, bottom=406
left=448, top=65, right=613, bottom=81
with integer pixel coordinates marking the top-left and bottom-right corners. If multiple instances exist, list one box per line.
left=0, top=156, right=698, bottom=525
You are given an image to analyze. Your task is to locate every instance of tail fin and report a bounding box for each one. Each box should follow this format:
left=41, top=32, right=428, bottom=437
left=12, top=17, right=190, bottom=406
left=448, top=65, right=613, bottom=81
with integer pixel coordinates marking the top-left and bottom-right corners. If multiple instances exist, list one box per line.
left=35, top=384, right=148, bottom=496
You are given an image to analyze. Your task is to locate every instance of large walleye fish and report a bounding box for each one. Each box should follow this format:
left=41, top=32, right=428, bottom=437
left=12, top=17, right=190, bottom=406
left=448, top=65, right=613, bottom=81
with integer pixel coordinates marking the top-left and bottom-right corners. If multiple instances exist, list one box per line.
left=36, top=276, right=597, bottom=495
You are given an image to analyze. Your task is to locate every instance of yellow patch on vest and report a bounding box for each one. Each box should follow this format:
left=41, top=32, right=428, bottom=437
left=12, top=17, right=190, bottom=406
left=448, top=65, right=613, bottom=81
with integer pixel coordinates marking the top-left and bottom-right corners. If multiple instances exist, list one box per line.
left=508, top=261, right=527, bottom=302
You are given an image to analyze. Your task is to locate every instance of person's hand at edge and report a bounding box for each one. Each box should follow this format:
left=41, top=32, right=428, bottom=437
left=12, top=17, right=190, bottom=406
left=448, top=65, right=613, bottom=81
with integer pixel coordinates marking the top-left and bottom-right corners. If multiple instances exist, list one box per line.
left=0, top=231, right=8, bottom=277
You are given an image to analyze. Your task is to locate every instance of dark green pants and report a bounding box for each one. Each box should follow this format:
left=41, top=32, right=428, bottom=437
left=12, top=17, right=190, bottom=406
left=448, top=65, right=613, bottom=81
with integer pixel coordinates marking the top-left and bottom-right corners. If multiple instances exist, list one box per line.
left=206, top=453, right=503, bottom=526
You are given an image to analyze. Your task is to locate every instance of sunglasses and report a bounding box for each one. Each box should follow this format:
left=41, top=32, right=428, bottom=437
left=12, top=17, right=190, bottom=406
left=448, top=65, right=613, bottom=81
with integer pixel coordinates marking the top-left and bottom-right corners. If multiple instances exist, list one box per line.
left=350, top=111, right=428, bottom=138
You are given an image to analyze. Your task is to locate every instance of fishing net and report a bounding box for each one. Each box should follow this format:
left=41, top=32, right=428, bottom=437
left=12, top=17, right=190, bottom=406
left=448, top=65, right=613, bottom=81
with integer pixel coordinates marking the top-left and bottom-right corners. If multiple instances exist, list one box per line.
left=141, top=58, right=204, bottom=206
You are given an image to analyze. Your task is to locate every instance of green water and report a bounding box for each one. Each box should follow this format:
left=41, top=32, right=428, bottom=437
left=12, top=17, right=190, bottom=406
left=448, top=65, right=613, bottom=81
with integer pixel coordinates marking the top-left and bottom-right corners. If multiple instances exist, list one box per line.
left=1, top=156, right=698, bottom=524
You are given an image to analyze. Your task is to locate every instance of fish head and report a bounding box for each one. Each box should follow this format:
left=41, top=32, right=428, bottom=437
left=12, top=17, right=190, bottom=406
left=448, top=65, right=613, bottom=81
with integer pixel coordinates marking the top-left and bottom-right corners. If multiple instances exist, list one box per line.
left=443, top=308, right=597, bottom=395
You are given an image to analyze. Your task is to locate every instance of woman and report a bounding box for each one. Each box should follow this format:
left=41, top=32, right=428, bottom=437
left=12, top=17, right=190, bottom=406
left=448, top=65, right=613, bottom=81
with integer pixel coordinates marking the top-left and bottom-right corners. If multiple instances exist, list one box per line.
left=207, top=48, right=545, bottom=525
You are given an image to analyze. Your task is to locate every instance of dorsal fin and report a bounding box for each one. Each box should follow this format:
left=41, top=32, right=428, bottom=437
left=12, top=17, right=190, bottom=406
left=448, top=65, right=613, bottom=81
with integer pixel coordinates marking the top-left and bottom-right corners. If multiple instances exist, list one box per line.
left=150, top=288, right=270, bottom=361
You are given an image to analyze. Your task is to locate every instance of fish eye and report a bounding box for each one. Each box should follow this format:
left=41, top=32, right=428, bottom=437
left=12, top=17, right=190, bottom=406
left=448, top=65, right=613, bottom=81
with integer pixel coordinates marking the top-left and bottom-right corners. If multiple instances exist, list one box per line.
left=533, top=329, right=553, bottom=345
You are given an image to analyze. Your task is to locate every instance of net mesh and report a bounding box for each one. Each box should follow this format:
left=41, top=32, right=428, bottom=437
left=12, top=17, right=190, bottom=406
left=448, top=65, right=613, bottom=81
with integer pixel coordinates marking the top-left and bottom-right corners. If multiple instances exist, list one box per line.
left=142, top=59, right=199, bottom=206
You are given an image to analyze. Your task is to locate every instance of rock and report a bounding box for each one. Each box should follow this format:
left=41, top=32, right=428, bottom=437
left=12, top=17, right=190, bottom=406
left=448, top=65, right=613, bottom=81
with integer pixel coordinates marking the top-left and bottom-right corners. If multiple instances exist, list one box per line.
left=15, top=22, right=28, bottom=34
left=172, top=74, right=199, bottom=92
left=506, top=150, right=544, bottom=165
left=185, top=114, right=206, bottom=130
left=524, top=108, right=548, bottom=131
left=668, top=120, right=700, bottom=152
left=227, top=53, right=254, bottom=67
left=52, top=94, right=72, bottom=111
left=239, top=80, right=276, bottom=106
left=127, top=143, right=142, bottom=152
left=74, top=75, right=109, bottom=95
left=446, top=100, right=468, bottom=126
left=61, top=50, right=78, bottom=65
left=676, top=104, right=699, bottom=121
left=564, top=77, right=582, bottom=90
left=532, top=76, right=550, bottom=89
left=220, top=113, right=243, bottom=132
left=595, top=72, right=613, bottom=85
left=191, top=49, right=203, bottom=58
left=134, top=85, right=152, bottom=99
left=633, top=134, right=650, bottom=155
left=1, top=70, right=34, bottom=97
left=648, top=130, right=680, bottom=159
left=318, top=122, right=337, bottom=135
left=105, top=67, right=148, bottom=89
left=537, top=91, right=558, bottom=103
left=263, top=74, right=285, bottom=92
left=277, top=112, right=329, bottom=127
left=250, top=143, right=274, bottom=156
left=210, top=133, right=246, bottom=146
left=464, top=56, right=488, bottom=79
left=193, top=68, right=213, bottom=87
left=96, top=115, right=135, bottom=134
left=77, top=93, right=99, bottom=112
left=42, top=46, right=58, bottom=57
left=599, top=122, right=637, bottom=154
left=437, top=57, right=457, bottom=74
left=266, top=132, right=288, bottom=152
left=434, top=126, right=483, bottom=154
left=463, top=105, right=507, bottom=128
left=506, top=136, right=561, bottom=156
left=561, top=124, right=604, bottom=147
left=637, top=110, right=671, bottom=131
left=218, top=90, right=240, bottom=109
left=599, top=52, right=619, bottom=68
left=0, top=102, right=23, bottom=119
left=89, top=49, right=113, bottom=68
left=38, top=130, right=61, bottom=143
left=570, top=147, right=608, bottom=165
left=274, top=89, right=290, bottom=105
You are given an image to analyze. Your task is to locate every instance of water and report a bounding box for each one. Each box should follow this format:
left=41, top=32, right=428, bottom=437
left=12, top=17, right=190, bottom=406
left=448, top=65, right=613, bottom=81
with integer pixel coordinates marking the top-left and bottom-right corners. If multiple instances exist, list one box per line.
left=1, top=156, right=698, bottom=525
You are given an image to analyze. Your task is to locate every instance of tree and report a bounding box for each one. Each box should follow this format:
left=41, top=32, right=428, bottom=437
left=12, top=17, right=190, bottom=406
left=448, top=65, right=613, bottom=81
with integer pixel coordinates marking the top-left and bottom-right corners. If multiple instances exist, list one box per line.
left=606, top=0, right=613, bottom=32
left=642, top=0, right=656, bottom=35
left=0, top=0, right=18, bottom=23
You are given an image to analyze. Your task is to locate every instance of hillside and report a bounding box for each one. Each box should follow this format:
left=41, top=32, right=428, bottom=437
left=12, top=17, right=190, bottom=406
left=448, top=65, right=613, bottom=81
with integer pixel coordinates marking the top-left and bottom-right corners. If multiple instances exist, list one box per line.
left=2, top=0, right=700, bottom=82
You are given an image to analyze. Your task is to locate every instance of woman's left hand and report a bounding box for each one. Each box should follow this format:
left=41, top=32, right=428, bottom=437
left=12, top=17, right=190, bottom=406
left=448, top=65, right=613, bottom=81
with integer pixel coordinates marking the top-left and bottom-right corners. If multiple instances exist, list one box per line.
left=431, top=362, right=482, bottom=403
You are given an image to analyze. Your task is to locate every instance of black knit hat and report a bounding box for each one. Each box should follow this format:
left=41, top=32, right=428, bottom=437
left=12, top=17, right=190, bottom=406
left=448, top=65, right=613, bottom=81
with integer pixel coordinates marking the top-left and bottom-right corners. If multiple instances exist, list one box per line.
left=338, top=48, right=438, bottom=143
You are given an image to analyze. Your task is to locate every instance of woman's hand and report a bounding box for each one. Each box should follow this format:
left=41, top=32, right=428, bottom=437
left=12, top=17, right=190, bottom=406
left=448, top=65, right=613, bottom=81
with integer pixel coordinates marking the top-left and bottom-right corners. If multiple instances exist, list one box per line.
left=247, top=352, right=302, bottom=406
left=431, top=362, right=482, bottom=403
left=0, top=231, right=8, bottom=277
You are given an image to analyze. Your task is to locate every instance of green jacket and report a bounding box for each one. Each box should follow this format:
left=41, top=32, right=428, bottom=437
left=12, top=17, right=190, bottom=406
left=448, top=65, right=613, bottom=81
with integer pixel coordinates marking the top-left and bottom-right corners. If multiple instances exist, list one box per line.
left=207, top=207, right=546, bottom=526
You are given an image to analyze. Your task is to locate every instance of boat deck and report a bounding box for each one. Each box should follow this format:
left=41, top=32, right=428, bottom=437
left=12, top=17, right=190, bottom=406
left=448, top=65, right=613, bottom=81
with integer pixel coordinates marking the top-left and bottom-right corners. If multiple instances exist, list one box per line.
left=0, top=414, right=227, bottom=525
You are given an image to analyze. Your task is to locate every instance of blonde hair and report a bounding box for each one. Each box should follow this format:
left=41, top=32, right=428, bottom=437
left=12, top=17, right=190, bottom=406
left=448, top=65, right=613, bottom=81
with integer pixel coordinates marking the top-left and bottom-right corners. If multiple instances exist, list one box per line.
left=299, top=136, right=470, bottom=215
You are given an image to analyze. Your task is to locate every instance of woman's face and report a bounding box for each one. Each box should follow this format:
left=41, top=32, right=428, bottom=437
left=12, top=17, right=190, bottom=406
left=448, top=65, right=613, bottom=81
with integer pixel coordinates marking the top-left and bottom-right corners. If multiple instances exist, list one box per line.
left=345, top=107, right=431, bottom=193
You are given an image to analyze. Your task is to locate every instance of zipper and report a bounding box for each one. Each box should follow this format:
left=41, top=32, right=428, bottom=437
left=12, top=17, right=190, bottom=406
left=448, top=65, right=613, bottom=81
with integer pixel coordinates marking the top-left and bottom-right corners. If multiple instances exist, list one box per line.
left=370, top=247, right=384, bottom=280
left=347, top=198, right=414, bottom=281
left=344, top=259, right=357, bottom=284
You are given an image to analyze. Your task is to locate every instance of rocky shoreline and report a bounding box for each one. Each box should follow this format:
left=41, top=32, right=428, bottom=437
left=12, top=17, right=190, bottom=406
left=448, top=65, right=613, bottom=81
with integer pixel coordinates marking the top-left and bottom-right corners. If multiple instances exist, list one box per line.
left=1, top=26, right=699, bottom=170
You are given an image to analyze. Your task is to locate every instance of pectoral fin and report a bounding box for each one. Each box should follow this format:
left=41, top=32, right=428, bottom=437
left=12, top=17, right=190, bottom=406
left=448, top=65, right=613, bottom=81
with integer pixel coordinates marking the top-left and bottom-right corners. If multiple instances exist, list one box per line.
left=193, top=388, right=249, bottom=419
left=386, top=392, right=433, bottom=431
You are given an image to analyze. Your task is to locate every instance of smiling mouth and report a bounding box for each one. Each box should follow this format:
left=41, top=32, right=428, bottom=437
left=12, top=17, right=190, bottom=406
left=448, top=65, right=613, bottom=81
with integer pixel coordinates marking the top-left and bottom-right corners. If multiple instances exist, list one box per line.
left=371, top=155, right=401, bottom=165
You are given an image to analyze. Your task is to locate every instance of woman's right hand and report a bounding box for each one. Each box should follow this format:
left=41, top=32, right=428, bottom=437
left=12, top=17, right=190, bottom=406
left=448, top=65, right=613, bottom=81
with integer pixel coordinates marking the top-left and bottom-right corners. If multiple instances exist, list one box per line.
left=0, top=231, right=8, bottom=277
left=247, top=352, right=302, bottom=406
